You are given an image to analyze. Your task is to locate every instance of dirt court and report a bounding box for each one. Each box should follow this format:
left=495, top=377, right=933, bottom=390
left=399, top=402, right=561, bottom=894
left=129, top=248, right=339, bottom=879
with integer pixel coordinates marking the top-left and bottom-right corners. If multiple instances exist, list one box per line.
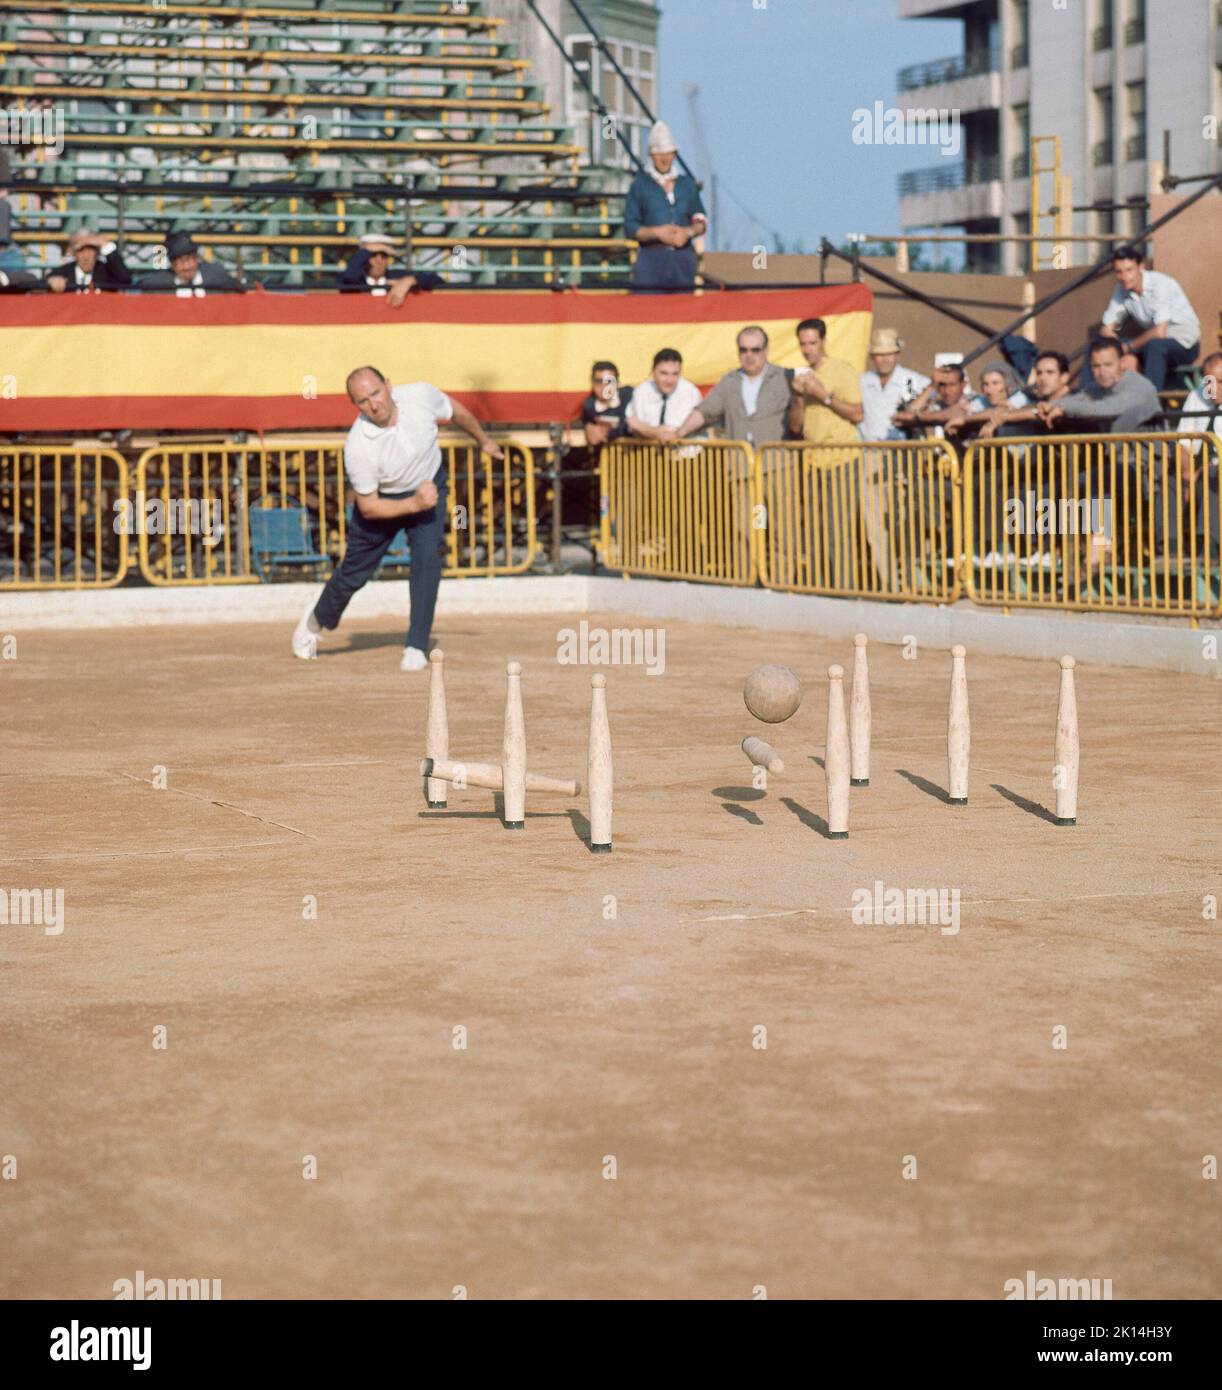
left=2, top=609, right=1221, bottom=1300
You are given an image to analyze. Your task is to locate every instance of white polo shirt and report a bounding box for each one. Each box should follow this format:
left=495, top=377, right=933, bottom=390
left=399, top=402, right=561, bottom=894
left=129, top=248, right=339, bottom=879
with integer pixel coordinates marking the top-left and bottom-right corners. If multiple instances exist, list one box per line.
left=859, top=365, right=931, bottom=441
left=1101, top=269, right=1200, bottom=350
left=344, top=382, right=454, bottom=495
left=1176, top=386, right=1222, bottom=457
left=627, top=375, right=704, bottom=428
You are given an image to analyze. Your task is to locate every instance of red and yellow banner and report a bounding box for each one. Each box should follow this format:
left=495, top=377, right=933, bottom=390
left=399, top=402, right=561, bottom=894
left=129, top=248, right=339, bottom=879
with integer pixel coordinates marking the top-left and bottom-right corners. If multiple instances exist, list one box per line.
left=0, top=284, right=873, bottom=431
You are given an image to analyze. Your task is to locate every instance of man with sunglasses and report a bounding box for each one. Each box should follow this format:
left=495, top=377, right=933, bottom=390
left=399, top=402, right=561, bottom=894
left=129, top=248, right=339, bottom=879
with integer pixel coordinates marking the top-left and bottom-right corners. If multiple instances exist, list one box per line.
left=580, top=361, right=634, bottom=447
left=671, top=326, right=792, bottom=446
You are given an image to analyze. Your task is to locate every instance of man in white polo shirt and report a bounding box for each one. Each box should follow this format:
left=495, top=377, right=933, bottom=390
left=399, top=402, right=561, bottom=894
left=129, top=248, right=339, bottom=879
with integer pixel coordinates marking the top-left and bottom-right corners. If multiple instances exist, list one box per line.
left=1098, top=243, right=1200, bottom=390
left=292, top=365, right=503, bottom=670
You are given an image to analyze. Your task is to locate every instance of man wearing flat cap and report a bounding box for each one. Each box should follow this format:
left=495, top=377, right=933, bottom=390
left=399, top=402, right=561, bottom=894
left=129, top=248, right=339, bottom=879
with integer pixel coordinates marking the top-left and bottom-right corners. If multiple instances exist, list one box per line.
left=140, top=231, right=245, bottom=295
left=338, top=231, right=443, bottom=305
left=45, top=228, right=133, bottom=293
left=623, top=120, right=708, bottom=294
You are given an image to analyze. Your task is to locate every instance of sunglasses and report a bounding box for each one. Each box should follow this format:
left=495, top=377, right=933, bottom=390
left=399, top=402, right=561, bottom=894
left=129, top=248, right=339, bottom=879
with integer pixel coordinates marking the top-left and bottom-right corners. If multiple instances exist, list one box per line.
left=738, top=345, right=765, bottom=354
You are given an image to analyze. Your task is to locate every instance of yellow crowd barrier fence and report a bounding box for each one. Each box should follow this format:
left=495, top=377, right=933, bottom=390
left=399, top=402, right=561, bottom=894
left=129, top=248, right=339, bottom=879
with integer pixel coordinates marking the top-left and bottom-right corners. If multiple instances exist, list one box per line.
left=0, top=446, right=129, bottom=590
left=598, top=439, right=757, bottom=585
left=756, top=439, right=962, bottom=602
left=132, top=439, right=537, bottom=585
left=962, top=433, right=1222, bottom=618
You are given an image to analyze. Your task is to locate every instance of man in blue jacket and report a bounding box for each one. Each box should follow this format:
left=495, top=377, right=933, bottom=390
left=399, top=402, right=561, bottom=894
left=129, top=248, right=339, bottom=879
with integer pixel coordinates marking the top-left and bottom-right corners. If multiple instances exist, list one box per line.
left=623, top=121, right=707, bottom=294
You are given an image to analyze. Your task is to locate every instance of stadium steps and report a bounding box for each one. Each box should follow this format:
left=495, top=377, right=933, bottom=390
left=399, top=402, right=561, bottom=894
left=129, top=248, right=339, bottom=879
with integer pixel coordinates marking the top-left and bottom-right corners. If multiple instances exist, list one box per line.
left=2, top=0, right=635, bottom=286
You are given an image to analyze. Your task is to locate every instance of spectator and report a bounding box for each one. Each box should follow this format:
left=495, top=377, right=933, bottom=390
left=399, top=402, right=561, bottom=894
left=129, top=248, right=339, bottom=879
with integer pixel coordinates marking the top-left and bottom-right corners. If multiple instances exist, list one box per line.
left=1175, top=352, right=1222, bottom=552
left=45, top=228, right=133, bottom=293
left=0, top=179, right=24, bottom=278
left=627, top=349, right=703, bottom=442
left=1097, top=243, right=1200, bottom=390
left=893, top=363, right=971, bottom=440
left=1176, top=352, right=1222, bottom=454
left=786, top=317, right=863, bottom=444
left=623, top=121, right=708, bottom=294
left=141, top=232, right=244, bottom=295
left=337, top=232, right=443, bottom=304
left=580, top=361, right=634, bottom=447
left=859, top=328, right=933, bottom=441
left=1040, top=338, right=1161, bottom=433
left=978, top=350, right=1072, bottom=437
left=671, top=325, right=791, bottom=446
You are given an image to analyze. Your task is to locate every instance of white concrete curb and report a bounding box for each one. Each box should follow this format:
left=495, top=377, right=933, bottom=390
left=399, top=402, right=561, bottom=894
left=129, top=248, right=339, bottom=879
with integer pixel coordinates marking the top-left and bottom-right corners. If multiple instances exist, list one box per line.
left=2, top=574, right=1218, bottom=677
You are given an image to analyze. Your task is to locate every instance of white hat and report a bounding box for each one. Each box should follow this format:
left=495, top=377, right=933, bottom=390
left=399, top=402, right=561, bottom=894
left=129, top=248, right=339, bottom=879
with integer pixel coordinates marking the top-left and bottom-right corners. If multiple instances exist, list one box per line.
left=647, top=120, right=678, bottom=155
left=359, top=232, right=399, bottom=253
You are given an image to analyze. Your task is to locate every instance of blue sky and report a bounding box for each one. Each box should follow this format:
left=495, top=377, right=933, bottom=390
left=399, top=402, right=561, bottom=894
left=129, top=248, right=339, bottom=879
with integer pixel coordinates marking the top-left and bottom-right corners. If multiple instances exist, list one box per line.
left=657, top=0, right=961, bottom=252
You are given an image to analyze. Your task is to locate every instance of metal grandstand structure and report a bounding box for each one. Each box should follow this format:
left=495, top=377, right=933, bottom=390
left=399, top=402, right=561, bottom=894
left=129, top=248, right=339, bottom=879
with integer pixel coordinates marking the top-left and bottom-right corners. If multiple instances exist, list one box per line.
left=1, top=0, right=638, bottom=286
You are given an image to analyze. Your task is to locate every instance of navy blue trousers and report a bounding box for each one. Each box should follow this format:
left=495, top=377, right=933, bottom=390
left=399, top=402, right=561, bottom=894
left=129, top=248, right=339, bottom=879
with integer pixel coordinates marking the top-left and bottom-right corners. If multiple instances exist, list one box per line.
left=313, top=466, right=447, bottom=651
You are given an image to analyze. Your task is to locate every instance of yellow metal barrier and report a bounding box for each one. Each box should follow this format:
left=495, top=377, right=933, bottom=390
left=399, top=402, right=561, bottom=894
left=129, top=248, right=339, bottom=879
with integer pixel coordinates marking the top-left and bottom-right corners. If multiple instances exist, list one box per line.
left=0, top=447, right=129, bottom=589
left=962, top=433, right=1222, bottom=618
left=599, top=440, right=758, bottom=585
left=756, top=440, right=962, bottom=602
left=134, top=439, right=537, bottom=584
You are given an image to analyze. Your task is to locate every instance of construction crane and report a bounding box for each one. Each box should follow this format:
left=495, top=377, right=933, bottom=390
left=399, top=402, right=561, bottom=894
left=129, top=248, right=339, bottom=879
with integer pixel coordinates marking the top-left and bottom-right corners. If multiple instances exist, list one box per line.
left=685, top=82, right=718, bottom=253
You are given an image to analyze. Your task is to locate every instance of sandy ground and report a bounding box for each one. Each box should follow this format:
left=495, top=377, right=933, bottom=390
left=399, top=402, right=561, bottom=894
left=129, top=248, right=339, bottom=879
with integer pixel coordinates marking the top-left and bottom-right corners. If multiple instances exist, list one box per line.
left=2, top=609, right=1221, bottom=1300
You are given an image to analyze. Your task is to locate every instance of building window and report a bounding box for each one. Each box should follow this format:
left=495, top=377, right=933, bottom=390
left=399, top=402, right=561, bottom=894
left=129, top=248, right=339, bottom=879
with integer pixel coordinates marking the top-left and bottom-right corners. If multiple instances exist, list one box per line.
left=1124, top=0, right=1146, bottom=45
left=1011, top=0, right=1030, bottom=68
left=564, top=33, right=657, bottom=169
left=1093, top=86, right=1114, bottom=166
left=1093, top=0, right=1114, bottom=50
left=1012, top=102, right=1030, bottom=178
left=1125, top=80, right=1146, bottom=161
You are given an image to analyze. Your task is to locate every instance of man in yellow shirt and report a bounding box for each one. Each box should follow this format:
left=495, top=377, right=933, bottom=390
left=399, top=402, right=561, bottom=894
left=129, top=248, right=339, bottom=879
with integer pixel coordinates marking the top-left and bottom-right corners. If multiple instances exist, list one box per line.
left=784, top=318, right=865, bottom=590
left=786, top=317, right=864, bottom=443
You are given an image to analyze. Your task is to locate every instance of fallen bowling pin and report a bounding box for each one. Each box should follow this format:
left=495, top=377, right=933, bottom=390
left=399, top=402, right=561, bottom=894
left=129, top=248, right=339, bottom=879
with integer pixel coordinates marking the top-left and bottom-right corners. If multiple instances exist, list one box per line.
left=425, top=649, right=449, bottom=808
left=502, top=660, right=526, bottom=829
left=825, top=664, right=850, bottom=839
left=588, top=673, right=613, bottom=853
left=850, top=632, right=870, bottom=787
left=741, top=736, right=784, bottom=774
left=420, top=758, right=581, bottom=797
left=1054, top=655, right=1079, bottom=826
left=947, top=644, right=969, bottom=805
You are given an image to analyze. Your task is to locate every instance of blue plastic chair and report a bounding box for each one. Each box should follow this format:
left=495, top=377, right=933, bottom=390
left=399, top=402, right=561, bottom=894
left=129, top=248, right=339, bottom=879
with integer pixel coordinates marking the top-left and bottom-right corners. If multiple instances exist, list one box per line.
left=248, top=504, right=329, bottom=582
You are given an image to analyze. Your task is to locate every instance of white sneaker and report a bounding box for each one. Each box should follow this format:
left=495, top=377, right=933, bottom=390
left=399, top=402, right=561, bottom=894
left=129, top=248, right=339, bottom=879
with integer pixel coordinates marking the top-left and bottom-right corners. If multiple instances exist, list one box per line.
left=399, top=646, right=428, bottom=672
left=292, top=600, right=321, bottom=660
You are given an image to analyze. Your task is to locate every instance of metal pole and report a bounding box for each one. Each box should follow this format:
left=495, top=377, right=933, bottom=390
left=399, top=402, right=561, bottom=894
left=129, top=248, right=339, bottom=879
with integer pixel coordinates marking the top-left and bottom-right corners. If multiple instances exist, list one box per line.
left=961, top=171, right=1222, bottom=365
left=818, top=240, right=998, bottom=336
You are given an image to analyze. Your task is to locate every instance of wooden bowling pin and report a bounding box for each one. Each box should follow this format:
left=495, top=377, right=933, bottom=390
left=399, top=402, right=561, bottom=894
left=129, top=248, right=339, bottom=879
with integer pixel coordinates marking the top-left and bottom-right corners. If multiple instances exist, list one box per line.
left=420, top=758, right=580, bottom=797
left=502, top=660, right=526, bottom=829
left=425, top=648, right=449, bottom=808
left=1054, top=655, right=1079, bottom=826
left=825, top=664, right=850, bottom=839
left=588, top=673, right=613, bottom=853
left=947, top=644, right=969, bottom=805
left=850, top=633, right=871, bottom=787
left=742, top=736, right=784, bottom=774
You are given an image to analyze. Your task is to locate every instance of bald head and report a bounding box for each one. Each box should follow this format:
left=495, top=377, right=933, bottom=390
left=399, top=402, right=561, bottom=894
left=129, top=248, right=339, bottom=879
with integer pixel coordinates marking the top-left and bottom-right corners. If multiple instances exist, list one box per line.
left=347, top=365, right=395, bottom=427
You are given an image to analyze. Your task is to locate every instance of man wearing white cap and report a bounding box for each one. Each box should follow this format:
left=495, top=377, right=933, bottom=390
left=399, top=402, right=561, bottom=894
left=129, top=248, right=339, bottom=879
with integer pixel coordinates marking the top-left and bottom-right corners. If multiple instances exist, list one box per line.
left=337, top=232, right=442, bottom=305
left=623, top=120, right=708, bottom=293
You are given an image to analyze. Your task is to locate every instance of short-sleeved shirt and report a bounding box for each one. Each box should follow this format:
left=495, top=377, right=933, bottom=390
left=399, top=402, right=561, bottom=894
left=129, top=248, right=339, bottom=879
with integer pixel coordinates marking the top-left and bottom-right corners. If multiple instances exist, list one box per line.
left=627, top=376, right=703, bottom=429
left=795, top=356, right=863, bottom=445
left=859, top=365, right=931, bottom=441
left=1176, top=386, right=1222, bottom=457
left=344, top=382, right=454, bottom=495
left=1101, top=270, right=1200, bottom=350
left=580, top=386, right=633, bottom=439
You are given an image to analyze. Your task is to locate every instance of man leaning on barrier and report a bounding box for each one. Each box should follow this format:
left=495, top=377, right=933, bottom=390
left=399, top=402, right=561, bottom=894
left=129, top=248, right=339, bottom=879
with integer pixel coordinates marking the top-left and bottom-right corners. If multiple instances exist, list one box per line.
left=1174, top=352, right=1222, bottom=553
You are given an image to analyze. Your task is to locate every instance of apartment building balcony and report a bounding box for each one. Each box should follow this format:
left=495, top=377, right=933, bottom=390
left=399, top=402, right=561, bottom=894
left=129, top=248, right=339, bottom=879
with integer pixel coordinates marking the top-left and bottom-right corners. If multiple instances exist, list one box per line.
left=896, top=48, right=1001, bottom=116
left=897, top=0, right=969, bottom=16
left=898, top=155, right=1003, bottom=227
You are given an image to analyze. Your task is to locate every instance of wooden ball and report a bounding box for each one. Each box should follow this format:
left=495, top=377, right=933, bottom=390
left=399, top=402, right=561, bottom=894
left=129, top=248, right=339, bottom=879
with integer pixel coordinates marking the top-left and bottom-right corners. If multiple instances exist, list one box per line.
left=743, top=664, right=802, bottom=724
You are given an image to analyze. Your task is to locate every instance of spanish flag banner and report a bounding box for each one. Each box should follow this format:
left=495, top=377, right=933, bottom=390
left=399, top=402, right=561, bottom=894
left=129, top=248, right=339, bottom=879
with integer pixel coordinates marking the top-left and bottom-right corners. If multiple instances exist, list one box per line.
left=0, top=284, right=872, bottom=431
